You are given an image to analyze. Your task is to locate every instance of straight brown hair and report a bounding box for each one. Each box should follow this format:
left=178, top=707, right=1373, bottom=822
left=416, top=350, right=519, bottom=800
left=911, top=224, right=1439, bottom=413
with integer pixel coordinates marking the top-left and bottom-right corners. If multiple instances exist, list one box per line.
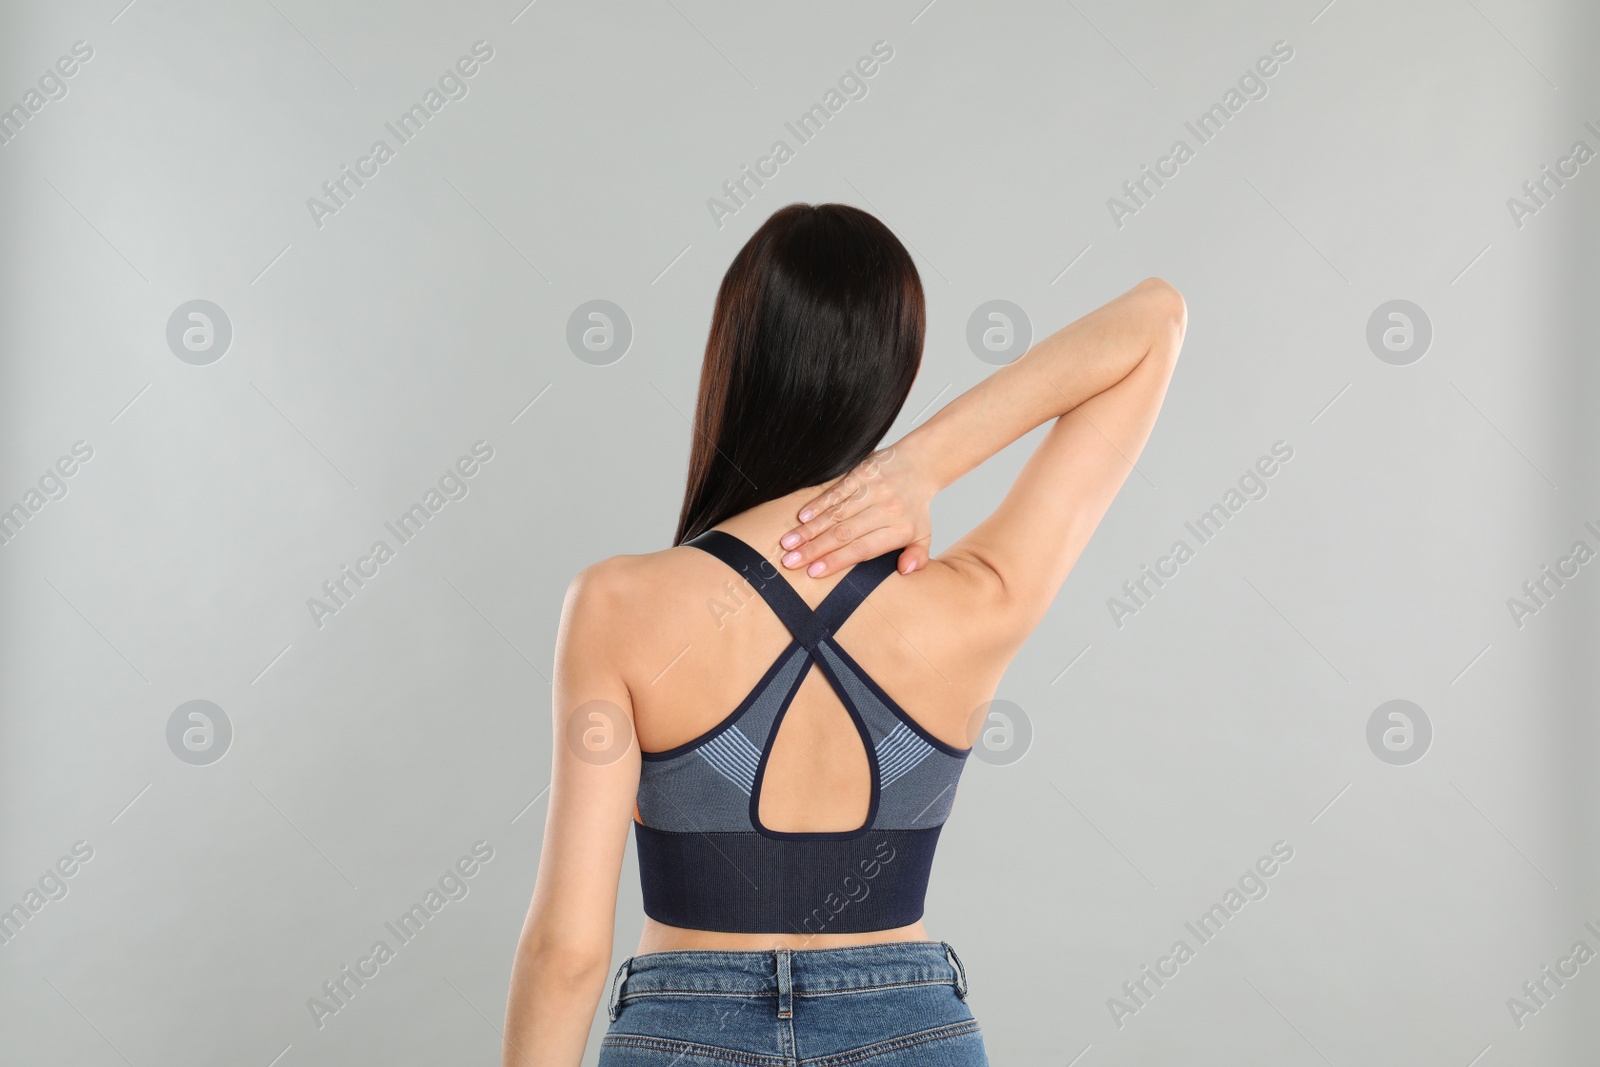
left=674, top=203, right=925, bottom=545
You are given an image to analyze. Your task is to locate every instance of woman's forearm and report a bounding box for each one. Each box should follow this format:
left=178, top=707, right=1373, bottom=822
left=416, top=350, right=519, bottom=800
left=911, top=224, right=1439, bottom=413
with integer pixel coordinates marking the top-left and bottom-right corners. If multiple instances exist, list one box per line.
left=894, top=277, right=1182, bottom=493
left=502, top=946, right=611, bottom=1066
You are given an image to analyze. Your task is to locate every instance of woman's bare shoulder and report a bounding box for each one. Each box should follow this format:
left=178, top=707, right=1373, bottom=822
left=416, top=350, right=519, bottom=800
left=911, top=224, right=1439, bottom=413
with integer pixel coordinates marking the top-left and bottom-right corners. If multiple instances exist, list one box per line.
left=878, top=547, right=1019, bottom=654
left=567, top=544, right=723, bottom=598
left=558, top=545, right=739, bottom=657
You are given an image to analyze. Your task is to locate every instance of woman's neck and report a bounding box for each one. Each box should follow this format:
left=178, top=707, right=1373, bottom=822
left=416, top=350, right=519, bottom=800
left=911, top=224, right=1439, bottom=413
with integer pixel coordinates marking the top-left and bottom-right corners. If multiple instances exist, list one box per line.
left=708, top=481, right=834, bottom=558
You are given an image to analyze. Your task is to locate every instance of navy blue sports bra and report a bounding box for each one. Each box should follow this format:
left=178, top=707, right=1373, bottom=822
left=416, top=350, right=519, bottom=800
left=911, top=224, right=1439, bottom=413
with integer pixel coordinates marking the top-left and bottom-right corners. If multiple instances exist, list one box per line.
left=633, top=529, right=971, bottom=934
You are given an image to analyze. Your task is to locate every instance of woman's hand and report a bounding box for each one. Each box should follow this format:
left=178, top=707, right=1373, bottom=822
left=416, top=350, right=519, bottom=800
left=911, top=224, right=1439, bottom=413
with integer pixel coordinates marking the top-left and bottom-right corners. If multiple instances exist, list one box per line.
left=778, top=445, right=936, bottom=577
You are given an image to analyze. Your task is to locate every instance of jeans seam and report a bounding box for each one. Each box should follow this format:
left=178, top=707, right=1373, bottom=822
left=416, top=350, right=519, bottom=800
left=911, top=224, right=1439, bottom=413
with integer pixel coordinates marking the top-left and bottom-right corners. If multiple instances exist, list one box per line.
left=618, top=990, right=772, bottom=1002
left=804, top=1020, right=984, bottom=1067
left=616, top=977, right=957, bottom=1002
left=798, top=978, right=958, bottom=997
left=620, top=939, right=945, bottom=960
left=600, top=1034, right=792, bottom=1066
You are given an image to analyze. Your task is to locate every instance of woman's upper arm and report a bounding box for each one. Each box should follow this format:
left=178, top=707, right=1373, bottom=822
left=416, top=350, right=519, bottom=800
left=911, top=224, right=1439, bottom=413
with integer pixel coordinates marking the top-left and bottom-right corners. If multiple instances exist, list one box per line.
left=521, top=560, right=640, bottom=964
left=944, top=285, right=1187, bottom=645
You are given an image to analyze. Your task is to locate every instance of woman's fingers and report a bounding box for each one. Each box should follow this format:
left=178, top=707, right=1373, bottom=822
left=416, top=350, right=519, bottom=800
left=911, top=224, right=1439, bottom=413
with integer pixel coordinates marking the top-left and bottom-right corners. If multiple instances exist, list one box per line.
left=779, top=448, right=921, bottom=575
left=780, top=504, right=883, bottom=570
left=802, top=524, right=919, bottom=577
left=807, top=473, right=871, bottom=526
left=895, top=541, right=930, bottom=575
left=781, top=447, right=901, bottom=552
left=781, top=474, right=871, bottom=554
left=802, top=471, right=867, bottom=524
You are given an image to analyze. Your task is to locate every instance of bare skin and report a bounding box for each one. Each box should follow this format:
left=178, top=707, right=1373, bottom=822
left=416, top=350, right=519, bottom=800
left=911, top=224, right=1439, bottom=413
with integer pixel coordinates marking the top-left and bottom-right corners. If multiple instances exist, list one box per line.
left=502, top=277, right=1188, bottom=1066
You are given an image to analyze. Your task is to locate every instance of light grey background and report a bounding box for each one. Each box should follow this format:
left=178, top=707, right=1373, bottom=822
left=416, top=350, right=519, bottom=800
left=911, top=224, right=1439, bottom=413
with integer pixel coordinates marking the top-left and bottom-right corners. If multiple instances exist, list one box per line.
left=2, top=0, right=1596, bottom=1064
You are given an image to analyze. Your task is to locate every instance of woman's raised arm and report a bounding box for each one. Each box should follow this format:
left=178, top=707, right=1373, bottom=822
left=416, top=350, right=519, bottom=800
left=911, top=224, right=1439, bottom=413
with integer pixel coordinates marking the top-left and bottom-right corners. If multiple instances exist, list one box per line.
left=782, top=277, right=1187, bottom=637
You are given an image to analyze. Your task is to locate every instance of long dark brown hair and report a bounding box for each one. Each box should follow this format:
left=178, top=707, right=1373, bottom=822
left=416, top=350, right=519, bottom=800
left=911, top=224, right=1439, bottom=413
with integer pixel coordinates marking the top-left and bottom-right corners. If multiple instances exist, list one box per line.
left=674, top=203, right=925, bottom=546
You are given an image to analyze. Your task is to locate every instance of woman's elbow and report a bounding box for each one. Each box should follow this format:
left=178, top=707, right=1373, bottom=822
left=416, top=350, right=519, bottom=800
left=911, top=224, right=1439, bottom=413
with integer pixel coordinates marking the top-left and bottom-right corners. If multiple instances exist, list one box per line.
left=521, top=939, right=612, bottom=989
left=1138, top=276, right=1185, bottom=320
left=1138, top=278, right=1187, bottom=346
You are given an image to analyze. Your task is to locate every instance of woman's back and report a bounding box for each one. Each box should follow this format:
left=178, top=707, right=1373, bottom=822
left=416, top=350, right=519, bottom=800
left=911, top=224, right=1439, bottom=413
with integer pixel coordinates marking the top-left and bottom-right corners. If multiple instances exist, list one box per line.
left=580, top=486, right=1014, bottom=952
left=606, top=496, right=1007, bottom=830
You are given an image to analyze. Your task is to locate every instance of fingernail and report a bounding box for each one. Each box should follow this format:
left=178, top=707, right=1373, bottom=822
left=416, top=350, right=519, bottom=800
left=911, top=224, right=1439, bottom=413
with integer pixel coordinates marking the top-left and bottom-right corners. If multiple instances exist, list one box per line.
left=798, top=509, right=814, bottom=522
left=807, top=561, right=825, bottom=577
left=781, top=532, right=800, bottom=549
left=782, top=550, right=801, bottom=567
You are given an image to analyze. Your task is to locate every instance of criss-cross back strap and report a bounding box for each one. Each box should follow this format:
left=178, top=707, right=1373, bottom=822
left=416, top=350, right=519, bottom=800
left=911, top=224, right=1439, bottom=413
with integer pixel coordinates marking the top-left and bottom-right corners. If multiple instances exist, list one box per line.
left=815, top=548, right=900, bottom=632
left=685, top=529, right=899, bottom=655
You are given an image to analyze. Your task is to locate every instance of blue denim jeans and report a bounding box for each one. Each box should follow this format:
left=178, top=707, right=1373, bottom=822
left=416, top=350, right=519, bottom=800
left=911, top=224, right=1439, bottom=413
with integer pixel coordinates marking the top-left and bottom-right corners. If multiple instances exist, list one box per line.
left=597, top=939, right=987, bottom=1065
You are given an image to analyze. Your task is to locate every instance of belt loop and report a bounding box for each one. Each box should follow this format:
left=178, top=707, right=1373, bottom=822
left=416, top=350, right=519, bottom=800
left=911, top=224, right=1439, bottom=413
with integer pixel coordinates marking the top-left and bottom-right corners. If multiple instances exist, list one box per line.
left=775, top=948, right=794, bottom=1019
left=942, top=941, right=969, bottom=1001
left=607, top=955, right=633, bottom=1021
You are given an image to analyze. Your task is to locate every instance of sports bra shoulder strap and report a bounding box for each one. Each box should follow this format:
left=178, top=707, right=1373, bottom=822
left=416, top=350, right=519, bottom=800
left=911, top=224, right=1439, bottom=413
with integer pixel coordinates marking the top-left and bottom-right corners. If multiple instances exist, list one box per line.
left=685, top=529, right=830, bottom=653
left=814, top=549, right=900, bottom=632
left=685, top=530, right=902, bottom=651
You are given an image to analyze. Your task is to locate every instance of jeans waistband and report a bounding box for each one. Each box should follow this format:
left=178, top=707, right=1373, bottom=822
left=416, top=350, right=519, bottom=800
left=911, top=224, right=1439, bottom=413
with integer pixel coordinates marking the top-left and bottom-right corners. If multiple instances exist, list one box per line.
left=607, top=939, right=968, bottom=1021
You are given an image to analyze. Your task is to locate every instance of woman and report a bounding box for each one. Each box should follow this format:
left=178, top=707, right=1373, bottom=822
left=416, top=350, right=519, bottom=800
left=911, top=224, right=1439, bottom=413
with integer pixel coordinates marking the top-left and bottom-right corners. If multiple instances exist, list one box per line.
left=502, top=203, right=1186, bottom=1064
